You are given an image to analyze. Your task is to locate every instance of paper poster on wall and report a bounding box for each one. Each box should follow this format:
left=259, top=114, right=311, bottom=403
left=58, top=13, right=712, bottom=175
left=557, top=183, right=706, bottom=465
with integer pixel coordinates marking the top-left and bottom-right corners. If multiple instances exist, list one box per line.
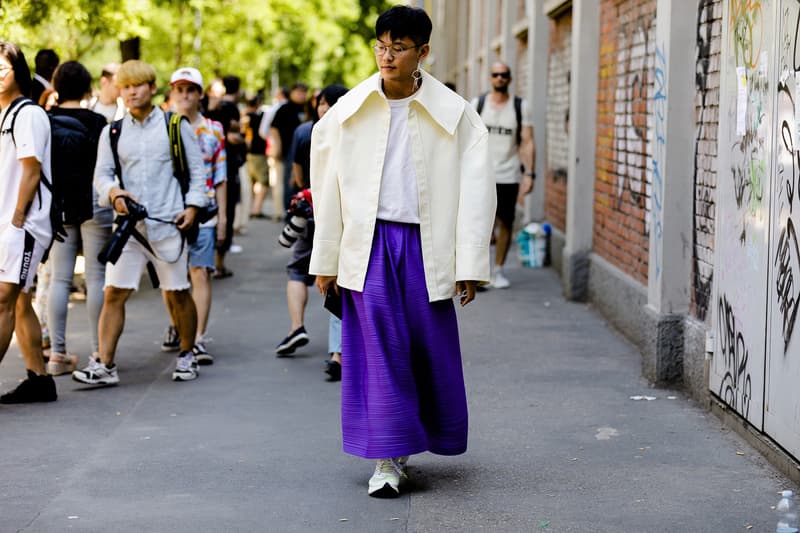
left=736, top=66, right=748, bottom=136
left=796, top=72, right=800, bottom=141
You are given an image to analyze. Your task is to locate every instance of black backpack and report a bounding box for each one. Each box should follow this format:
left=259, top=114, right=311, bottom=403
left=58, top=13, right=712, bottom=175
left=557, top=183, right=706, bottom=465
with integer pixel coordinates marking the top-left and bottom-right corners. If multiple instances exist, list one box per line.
left=0, top=97, right=69, bottom=257
left=48, top=112, right=96, bottom=225
left=476, top=93, right=523, bottom=146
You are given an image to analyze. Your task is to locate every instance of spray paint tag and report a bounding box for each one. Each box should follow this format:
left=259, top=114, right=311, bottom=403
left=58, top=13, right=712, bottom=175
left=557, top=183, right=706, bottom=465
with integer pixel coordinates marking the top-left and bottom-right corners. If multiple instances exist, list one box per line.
left=736, top=66, right=747, bottom=137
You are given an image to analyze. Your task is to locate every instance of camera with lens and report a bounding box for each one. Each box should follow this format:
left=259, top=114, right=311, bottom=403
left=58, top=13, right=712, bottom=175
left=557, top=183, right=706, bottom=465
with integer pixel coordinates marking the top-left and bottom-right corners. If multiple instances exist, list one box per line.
left=278, top=190, right=314, bottom=248
left=98, top=197, right=149, bottom=265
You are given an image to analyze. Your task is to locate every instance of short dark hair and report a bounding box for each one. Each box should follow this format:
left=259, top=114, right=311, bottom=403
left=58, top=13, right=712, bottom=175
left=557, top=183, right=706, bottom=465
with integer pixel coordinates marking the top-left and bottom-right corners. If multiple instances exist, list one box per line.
left=291, top=82, right=308, bottom=92
left=34, top=49, right=59, bottom=77
left=316, top=84, right=348, bottom=117
left=53, top=61, right=92, bottom=102
left=0, top=41, right=32, bottom=98
left=222, top=75, right=240, bottom=95
left=375, top=5, right=432, bottom=46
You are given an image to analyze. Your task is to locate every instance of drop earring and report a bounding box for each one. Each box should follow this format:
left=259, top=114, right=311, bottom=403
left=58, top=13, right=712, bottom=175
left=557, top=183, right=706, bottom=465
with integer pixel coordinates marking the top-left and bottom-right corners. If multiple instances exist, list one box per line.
left=412, top=62, right=422, bottom=91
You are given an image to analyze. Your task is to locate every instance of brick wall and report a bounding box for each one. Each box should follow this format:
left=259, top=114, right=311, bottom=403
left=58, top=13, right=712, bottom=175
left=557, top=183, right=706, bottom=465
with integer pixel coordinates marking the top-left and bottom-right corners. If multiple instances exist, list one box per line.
left=544, top=10, right=571, bottom=233
left=593, top=0, right=657, bottom=285
left=691, top=0, right=721, bottom=322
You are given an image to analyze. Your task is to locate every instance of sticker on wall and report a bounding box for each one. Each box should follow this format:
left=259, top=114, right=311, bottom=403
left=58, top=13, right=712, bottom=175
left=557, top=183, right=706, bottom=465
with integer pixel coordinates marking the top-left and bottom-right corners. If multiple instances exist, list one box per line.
left=736, top=66, right=747, bottom=136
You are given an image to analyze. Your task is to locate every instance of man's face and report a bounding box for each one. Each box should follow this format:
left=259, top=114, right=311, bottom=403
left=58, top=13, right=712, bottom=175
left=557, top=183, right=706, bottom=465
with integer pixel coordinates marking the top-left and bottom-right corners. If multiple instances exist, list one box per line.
left=120, top=82, right=156, bottom=112
left=170, top=82, right=202, bottom=115
left=290, top=87, right=307, bottom=105
left=375, top=32, right=428, bottom=86
left=102, top=74, right=120, bottom=99
left=490, top=66, right=511, bottom=92
left=0, top=55, right=18, bottom=99
left=317, top=96, right=331, bottom=119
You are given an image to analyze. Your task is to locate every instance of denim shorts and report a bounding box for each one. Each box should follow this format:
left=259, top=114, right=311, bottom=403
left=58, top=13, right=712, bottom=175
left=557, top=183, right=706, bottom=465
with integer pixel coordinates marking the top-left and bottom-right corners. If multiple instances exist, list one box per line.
left=189, top=226, right=216, bottom=270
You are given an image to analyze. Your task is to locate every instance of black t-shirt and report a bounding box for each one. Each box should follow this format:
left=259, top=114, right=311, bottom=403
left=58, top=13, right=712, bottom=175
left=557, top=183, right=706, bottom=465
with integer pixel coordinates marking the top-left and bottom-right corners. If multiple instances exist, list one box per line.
left=247, top=111, right=267, bottom=155
left=271, top=101, right=305, bottom=160
left=208, top=99, right=245, bottom=174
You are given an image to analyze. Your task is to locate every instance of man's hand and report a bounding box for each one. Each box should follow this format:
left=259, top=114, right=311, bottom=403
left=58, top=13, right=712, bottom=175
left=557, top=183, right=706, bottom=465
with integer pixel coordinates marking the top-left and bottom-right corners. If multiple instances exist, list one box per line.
left=518, top=175, right=534, bottom=205
left=456, top=280, right=478, bottom=307
left=109, top=187, right=136, bottom=215
left=175, top=206, right=199, bottom=231
left=216, top=217, right=228, bottom=248
left=316, top=275, right=338, bottom=296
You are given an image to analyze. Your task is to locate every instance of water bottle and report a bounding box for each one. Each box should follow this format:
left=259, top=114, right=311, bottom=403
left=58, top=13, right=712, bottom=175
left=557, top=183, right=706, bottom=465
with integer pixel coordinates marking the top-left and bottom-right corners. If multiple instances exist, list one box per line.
left=777, top=490, right=799, bottom=533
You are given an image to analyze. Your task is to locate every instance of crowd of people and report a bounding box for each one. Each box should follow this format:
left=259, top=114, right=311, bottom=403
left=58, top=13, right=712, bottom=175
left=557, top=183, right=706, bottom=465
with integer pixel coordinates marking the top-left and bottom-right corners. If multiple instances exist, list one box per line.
left=0, top=4, right=535, bottom=499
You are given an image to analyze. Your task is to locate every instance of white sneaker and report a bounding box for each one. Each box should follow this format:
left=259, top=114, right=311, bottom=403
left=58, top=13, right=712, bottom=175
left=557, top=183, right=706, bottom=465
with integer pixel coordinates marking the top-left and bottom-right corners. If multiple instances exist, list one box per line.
left=491, top=270, right=510, bottom=289
left=72, top=358, right=119, bottom=386
left=172, top=352, right=199, bottom=381
left=368, top=458, right=406, bottom=497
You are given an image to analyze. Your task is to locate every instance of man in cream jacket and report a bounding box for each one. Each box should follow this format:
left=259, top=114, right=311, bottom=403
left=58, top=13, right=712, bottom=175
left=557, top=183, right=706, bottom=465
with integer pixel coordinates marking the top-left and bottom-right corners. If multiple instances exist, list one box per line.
left=310, top=5, right=496, bottom=498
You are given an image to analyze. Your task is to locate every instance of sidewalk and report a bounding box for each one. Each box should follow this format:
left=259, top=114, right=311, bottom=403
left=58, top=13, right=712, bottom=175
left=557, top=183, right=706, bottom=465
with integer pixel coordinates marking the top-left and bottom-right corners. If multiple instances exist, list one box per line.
left=0, top=218, right=791, bottom=532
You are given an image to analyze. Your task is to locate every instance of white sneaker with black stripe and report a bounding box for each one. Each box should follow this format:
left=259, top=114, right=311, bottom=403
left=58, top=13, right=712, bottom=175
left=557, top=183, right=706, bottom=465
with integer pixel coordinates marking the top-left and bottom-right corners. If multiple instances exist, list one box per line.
left=172, top=352, right=198, bottom=381
left=72, top=358, right=119, bottom=386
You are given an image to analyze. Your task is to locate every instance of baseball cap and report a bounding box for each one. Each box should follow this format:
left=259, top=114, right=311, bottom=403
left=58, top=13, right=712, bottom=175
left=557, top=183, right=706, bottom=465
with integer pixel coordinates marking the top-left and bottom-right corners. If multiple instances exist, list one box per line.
left=169, top=67, right=204, bottom=89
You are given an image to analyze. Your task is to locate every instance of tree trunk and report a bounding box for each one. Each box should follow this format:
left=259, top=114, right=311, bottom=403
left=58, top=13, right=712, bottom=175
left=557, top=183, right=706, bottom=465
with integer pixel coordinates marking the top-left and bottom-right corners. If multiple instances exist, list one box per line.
left=120, top=38, right=140, bottom=61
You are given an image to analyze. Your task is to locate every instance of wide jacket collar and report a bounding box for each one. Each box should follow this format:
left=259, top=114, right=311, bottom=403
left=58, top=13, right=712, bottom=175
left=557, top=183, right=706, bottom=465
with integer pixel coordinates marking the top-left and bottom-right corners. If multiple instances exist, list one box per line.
left=334, top=70, right=464, bottom=136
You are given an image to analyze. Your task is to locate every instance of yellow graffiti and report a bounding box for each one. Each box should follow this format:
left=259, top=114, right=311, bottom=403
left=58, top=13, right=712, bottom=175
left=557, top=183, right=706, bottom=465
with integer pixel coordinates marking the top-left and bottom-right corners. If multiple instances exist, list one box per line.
left=729, top=0, right=763, bottom=69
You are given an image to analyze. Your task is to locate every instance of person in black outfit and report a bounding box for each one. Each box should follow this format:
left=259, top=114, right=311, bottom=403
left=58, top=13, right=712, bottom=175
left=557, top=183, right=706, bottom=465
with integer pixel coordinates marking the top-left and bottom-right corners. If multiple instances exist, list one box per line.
left=206, top=75, right=245, bottom=277
left=31, top=49, right=59, bottom=106
left=44, top=61, right=111, bottom=376
left=269, top=82, right=308, bottom=211
left=244, top=95, right=269, bottom=218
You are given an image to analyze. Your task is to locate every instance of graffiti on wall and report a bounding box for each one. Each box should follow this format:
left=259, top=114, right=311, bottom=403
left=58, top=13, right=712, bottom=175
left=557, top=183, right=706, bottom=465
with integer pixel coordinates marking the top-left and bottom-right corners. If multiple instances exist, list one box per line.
left=729, top=0, right=765, bottom=69
left=613, top=16, right=654, bottom=218
left=728, top=0, right=768, bottom=243
left=692, top=0, right=716, bottom=321
left=774, top=1, right=800, bottom=354
left=651, top=45, right=667, bottom=279
left=717, top=294, right=753, bottom=418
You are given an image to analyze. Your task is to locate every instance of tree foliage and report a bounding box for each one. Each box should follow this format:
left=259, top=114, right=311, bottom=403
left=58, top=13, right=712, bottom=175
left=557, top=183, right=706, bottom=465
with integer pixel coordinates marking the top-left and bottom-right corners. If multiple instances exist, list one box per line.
left=0, top=0, right=397, bottom=93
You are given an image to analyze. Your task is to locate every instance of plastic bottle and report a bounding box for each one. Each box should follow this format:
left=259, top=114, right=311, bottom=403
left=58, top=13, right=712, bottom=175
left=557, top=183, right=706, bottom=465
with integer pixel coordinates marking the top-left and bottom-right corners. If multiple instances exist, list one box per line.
left=777, top=490, right=799, bottom=533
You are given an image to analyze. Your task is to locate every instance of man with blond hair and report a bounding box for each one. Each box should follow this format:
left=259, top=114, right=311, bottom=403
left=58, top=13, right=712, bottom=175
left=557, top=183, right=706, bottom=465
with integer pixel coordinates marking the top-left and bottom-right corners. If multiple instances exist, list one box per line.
left=72, top=60, right=208, bottom=386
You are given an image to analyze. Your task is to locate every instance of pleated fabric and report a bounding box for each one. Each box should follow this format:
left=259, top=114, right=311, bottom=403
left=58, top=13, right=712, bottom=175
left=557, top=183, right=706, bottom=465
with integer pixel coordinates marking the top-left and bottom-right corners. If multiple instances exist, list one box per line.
left=340, top=220, right=468, bottom=459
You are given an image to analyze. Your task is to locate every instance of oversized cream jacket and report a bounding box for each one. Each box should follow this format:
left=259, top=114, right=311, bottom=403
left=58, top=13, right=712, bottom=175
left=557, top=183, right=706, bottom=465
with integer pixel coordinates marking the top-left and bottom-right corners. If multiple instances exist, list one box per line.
left=308, top=70, right=496, bottom=302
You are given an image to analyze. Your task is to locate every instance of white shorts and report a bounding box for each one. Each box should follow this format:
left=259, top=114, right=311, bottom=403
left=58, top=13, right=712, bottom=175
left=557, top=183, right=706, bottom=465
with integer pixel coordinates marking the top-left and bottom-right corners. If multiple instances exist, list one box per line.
left=0, top=224, right=46, bottom=293
left=105, top=233, right=190, bottom=291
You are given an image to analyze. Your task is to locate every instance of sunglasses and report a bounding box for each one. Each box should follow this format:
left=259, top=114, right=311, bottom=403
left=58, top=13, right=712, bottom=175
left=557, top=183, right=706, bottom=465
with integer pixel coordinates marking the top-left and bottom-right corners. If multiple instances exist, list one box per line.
left=491, top=72, right=510, bottom=79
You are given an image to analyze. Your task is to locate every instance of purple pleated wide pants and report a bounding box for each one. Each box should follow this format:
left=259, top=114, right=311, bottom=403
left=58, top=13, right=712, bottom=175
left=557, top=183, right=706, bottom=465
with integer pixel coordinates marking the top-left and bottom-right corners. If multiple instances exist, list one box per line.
left=341, top=220, right=468, bottom=459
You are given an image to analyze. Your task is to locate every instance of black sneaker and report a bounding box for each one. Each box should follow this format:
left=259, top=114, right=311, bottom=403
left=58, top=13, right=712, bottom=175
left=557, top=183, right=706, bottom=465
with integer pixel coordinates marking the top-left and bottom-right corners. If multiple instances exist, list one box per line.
left=0, top=370, right=57, bottom=404
left=324, top=359, right=341, bottom=382
left=192, top=342, right=214, bottom=365
left=161, top=325, right=180, bottom=352
left=275, top=326, right=309, bottom=356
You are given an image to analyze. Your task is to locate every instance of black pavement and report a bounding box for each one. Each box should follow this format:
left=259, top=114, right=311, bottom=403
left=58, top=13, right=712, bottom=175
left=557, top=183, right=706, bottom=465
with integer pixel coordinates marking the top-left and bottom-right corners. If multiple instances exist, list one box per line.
left=0, top=218, right=791, bottom=532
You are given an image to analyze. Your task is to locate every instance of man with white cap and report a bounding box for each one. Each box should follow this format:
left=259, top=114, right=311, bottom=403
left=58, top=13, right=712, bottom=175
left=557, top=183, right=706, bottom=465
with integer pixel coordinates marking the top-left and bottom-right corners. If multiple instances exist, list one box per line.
left=159, top=67, right=228, bottom=364
left=72, top=60, right=207, bottom=386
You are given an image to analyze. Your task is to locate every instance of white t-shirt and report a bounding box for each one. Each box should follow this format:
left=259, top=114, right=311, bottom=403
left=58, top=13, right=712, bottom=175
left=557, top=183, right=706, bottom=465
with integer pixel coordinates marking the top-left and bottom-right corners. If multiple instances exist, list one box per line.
left=377, top=93, right=420, bottom=224
left=473, top=96, right=532, bottom=184
left=0, top=101, right=52, bottom=246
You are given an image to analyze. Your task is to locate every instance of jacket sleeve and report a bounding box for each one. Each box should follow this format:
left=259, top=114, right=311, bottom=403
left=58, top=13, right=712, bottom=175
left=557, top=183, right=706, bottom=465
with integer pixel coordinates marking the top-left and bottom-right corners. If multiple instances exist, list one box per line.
left=181, top=120, right=209, bottom=208
left=455, top=113, right=496, bottom=283
left=308, top=113, right=343, bottom=276
left=93, top=124, right=116, bottom=208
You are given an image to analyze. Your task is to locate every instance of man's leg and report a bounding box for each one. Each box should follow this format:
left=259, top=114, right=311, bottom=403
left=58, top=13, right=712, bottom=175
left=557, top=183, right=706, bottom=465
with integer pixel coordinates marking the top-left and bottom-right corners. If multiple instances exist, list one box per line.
left=495, top=218, right=512, bottom=268
left=287, top=280, right=308, bottom=332
left=14, top=291, right=47, bottom=375
left=164, top=289, right=198, bottom=354
left=190, top=266, right=211, bottom=341
left=0, top=282, right=22, bottom=365
left=97, top=286, right=134, bottom=366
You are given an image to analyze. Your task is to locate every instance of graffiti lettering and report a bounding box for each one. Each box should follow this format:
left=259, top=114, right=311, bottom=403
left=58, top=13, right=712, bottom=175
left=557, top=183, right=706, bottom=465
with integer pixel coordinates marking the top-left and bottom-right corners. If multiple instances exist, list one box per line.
left=729, top=0, right=764, bottom=69
left=692, top=0, right=714, bottom=321
left=651, top=45, right=667, bottom=280
left=717, top=294, right=753, bottom=418
left=613, top=17, right=652, bottom=215
left=775, top=218, right=800, bottom=353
